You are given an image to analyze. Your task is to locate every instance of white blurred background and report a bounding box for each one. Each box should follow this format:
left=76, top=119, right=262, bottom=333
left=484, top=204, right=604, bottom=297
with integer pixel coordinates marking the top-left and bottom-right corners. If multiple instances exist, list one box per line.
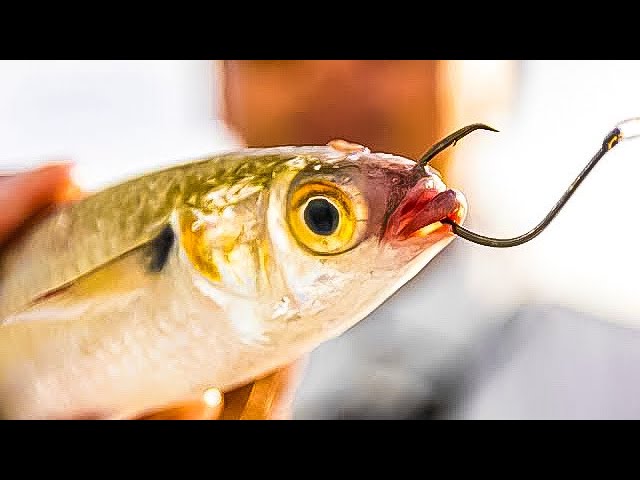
left=449, top=60, right=640, bottom=326
left=0, top=61, right=240, bottom=189
left=3, top=60, right=640, bottom=418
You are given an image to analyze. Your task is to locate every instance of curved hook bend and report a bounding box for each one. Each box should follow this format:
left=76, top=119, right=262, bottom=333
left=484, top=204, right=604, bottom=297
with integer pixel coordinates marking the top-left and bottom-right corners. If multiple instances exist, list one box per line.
left=422, top=118, right=640, bottom=248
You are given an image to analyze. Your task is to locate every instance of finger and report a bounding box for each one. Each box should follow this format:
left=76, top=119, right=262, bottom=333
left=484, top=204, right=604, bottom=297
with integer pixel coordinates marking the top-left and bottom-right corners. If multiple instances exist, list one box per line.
left=220, top=383, right=255, bottom=420
left=223, top=359, right=307, bottom=420
left=132, top=388, right=225, bottom=420
left=137, top=401, right=223, bottom=420
left=238, top=372, right=290, bottom=420
left=0, top=163, right=74, bottom=243
left=242, top=361, right=304, bottom=420
left=55, top=179, right=85, bottom=203
left=265, top=359, right=307, bottom=419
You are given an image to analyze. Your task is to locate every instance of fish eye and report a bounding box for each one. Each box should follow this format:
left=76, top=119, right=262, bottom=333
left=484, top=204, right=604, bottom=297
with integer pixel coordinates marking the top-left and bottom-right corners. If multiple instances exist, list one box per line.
left=288, top=180, right=368, bottom=255
left=304, top=197, right=340, bottom=236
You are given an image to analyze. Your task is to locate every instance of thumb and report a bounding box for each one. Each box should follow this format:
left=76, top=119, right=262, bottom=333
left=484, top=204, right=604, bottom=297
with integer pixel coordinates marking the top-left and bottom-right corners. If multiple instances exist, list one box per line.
left=0, top=163, right=74, bottom=244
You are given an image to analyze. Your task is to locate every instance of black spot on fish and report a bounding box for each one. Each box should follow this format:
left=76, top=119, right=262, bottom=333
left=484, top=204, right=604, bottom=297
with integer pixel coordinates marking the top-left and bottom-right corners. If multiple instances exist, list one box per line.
left=148, top=225, right=175, bottom=273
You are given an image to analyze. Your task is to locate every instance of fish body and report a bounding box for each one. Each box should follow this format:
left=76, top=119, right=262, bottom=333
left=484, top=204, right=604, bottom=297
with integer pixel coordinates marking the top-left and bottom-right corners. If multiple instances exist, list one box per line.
left=0, top=142, right=465, bottom=419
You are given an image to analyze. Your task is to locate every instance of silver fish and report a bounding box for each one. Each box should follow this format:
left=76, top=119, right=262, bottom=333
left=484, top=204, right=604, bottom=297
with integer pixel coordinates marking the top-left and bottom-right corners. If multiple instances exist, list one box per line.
left=0, top=140, right=466, bottom=419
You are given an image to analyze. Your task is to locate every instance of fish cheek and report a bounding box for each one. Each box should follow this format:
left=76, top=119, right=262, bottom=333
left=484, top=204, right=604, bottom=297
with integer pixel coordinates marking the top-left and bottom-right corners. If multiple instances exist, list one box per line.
left=355, top=158, right=424, bottom=239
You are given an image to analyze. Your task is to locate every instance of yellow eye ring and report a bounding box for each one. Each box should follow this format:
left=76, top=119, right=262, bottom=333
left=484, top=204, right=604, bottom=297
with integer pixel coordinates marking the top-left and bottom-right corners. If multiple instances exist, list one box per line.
left=288, top=180, right=366, bottom=255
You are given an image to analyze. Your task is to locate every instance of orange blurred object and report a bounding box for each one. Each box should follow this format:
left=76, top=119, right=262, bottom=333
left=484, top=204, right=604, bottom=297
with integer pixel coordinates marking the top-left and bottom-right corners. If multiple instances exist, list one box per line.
left=219, top=60, right=443, bottom=163
left=131, top=363, right=302, bottom=420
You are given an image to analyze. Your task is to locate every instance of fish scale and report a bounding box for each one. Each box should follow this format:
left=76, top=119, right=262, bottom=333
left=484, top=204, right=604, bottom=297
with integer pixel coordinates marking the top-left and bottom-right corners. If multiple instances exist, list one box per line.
left=0, top=148, right=327, bottom=320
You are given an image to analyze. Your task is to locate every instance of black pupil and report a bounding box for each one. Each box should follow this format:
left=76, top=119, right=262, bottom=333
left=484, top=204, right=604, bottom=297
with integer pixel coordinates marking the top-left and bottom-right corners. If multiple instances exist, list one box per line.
left=304, top=198, right=339, bottom=235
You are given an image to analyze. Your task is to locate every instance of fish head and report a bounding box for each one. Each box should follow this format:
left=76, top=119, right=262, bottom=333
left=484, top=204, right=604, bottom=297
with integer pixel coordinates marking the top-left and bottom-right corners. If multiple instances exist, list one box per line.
left=258, top=140, right=467, bottom=351
left=169, top=140, right=467, bottom=380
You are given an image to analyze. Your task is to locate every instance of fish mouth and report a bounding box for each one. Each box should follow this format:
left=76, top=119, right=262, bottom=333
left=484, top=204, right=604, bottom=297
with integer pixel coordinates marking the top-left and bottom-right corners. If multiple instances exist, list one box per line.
left=383, top=174, right=467, bottom=244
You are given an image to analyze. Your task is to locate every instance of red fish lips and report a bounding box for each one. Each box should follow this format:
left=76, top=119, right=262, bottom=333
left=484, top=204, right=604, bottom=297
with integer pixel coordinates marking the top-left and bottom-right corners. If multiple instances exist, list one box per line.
left=383, top=177, right=466, bottom=242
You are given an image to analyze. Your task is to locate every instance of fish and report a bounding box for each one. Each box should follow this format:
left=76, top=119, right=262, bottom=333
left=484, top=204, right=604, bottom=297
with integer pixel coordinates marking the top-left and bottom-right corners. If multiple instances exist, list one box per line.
left=0, top=140, right=466, bottom=419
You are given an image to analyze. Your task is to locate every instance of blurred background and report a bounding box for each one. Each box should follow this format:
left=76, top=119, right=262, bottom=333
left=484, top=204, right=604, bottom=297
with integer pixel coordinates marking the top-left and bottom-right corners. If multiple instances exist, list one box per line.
left=3, top=60, right=640, bottom=419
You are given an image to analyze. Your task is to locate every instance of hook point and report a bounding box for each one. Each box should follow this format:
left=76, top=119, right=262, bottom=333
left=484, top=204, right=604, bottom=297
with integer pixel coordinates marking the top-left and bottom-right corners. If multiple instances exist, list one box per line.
left=418, top=123, right=500, bottom=166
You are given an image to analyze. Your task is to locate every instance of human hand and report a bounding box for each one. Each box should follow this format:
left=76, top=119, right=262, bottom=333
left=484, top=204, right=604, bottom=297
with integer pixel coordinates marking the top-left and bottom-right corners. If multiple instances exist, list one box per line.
left=135, top=362, right=304, bottom=420
left=0, top=163, right=305, bottom=420
left=0, top=163, right=77, bottom=246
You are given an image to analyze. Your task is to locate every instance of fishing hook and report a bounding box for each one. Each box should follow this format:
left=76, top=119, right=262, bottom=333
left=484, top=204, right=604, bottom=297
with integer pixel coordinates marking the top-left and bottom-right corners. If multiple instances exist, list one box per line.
left=419, top=118, right=640, bottom=248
